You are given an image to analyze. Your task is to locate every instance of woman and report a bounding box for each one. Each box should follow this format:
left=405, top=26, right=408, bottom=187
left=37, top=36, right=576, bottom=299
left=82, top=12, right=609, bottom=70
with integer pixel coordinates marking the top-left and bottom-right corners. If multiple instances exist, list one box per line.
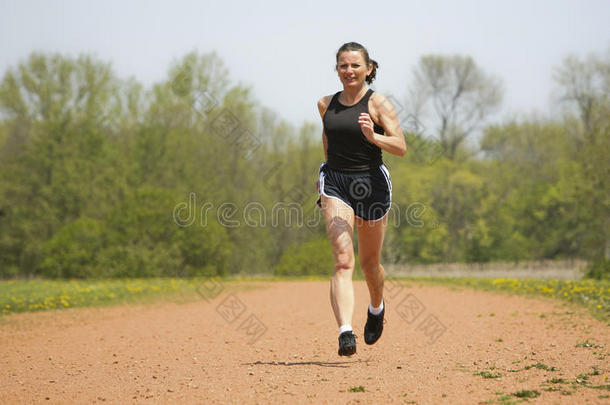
left=316, top=42, right=406, bottom=356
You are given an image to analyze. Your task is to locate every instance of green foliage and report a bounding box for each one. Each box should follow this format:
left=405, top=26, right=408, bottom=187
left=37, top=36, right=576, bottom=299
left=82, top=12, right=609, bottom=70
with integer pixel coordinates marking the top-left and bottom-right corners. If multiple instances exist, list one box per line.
left=274, top=237, right=334, bottom=276
left=0, top=49, right=608, bottom=279
left=0, top=277, right=222, bottom=314
left=40, top=218, right=107, bottom=278
left=512, top=390, right=540, bottom=398
left=408, top=277, right=610, bottom=320
left=585, top=259, right=610, bottom=280
left=173, top=215, right=233, bottom=277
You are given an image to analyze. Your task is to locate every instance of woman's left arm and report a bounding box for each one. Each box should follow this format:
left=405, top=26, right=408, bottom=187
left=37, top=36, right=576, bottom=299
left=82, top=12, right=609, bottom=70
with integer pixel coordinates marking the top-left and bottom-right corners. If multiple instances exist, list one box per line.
left=358, top=94, right=407, bottom=157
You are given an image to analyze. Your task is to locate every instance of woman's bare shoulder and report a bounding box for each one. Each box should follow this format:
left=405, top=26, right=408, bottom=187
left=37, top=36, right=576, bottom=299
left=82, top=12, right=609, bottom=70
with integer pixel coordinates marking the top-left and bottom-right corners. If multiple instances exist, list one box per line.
left=369, top=91, right=397, bottom=119
left=317, top=94, right=334, bottom=117
left=369, top=91, right=390, bottom=109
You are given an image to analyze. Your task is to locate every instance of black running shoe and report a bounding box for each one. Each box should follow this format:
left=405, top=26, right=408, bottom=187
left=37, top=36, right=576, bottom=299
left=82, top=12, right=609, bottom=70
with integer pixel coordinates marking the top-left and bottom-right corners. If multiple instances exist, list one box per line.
left=364, top=301, right=385, bottom=345
left=338, top=331, right=356, bottom=356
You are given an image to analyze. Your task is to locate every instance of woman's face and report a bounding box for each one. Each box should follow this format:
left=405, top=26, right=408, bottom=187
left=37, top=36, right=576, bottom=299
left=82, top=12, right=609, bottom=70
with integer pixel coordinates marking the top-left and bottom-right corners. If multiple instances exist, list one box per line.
left=336, top=50, right=372, bottom=89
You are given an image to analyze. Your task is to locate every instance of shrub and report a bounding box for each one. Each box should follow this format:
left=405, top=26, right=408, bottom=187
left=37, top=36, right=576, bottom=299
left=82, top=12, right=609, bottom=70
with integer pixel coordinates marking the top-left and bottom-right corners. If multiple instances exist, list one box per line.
left=40, top=218, right=107, bottom=278
left=274, top=237, right=334, bottom=276
left=585, top=258, right=610, bottom=280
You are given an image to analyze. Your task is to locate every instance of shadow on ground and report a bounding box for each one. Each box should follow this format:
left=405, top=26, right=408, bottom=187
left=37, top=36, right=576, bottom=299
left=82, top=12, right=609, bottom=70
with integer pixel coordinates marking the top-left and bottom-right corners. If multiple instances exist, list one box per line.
left=243, top=358, right=372, bottom=368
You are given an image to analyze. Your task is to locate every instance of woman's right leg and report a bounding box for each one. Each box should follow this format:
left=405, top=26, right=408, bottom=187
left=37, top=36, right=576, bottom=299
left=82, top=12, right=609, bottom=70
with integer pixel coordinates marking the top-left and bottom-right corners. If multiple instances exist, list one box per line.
left=320, top=194, right=355, bottom=330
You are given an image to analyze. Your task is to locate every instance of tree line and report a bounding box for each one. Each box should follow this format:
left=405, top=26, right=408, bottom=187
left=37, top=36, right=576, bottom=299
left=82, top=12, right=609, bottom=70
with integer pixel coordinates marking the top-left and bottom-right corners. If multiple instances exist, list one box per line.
left=0, top=49, right=608, bottom=279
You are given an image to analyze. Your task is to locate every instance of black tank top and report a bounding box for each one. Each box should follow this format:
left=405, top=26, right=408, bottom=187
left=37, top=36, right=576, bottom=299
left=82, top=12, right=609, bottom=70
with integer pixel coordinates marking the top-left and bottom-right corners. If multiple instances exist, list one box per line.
left=323, top=88, right=384, bottom=172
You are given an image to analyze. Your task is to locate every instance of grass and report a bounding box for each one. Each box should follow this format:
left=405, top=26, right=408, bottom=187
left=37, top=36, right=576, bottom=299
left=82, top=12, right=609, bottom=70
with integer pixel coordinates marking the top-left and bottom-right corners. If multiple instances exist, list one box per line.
left=397, top=276, right=610, bottom=321
left=512, top=389, right=540, bottom=398
left=575, top=339, right=602, bottom=348
left=496, top=394, right=515, bottom=404
left=524, top=362, right=559, bottom=372
left=2, top=275, right=610, bottom=319
left=474, top=370, right=502, bottom=379
left=348, top=386, right=365, bottom=392
left=0, top=277, right=263, bottom=315
left=574, top=367, right=610, bottom=391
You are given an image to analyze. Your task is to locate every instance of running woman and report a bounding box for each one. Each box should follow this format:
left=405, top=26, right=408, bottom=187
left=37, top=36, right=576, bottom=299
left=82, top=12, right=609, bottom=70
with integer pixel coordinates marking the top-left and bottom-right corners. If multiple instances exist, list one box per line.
left=316, top=42, right=406, bottom=356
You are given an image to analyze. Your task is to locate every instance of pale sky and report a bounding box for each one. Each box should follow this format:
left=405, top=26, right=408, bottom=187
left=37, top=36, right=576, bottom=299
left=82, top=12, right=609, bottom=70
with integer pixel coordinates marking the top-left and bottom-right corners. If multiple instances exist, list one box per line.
left=1, top=0, right=609, bottom=128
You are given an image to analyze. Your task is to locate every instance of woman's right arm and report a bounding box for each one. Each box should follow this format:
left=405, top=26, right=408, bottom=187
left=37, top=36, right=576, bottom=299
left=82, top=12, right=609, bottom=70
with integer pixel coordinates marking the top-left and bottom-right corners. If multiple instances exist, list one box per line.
left=317, top=96, right=331, bottom=161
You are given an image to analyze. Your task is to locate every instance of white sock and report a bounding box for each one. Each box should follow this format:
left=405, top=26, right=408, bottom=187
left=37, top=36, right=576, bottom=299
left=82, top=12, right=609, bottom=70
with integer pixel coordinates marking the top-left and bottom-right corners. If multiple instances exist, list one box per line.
left=339, top=324, right=353, bottom=334
left=369, top=300, right=384, bottom=315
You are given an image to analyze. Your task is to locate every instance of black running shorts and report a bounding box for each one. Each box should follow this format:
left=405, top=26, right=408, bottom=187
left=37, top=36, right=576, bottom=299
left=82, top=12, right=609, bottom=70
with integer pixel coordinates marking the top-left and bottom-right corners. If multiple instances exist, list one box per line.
left=316, top=162, right=392, bottom=221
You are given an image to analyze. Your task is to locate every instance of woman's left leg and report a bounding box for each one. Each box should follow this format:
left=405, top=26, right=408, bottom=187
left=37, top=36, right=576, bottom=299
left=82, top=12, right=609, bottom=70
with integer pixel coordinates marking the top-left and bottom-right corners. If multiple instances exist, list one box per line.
left=356, top=214, right=388, bottom=344
left=356, top=214, right=387, bottom=307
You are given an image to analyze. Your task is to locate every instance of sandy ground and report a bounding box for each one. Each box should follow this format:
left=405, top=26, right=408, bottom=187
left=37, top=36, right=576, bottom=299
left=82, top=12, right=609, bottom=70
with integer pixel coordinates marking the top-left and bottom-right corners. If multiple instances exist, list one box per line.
left=1, top=280, right=609, bottom=404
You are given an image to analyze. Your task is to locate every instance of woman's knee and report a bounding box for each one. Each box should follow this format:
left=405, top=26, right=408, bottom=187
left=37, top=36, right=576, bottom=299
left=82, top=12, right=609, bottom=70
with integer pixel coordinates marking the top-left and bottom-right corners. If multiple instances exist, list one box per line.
left=334, top=251, right=355, bottom=274
left=360, top=256, right=382, bottom=274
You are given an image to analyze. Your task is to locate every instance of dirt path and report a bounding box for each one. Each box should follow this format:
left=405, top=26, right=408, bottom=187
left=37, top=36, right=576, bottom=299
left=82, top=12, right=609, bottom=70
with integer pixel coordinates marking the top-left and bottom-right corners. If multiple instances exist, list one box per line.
left=1, top=281, right=609, bottom=404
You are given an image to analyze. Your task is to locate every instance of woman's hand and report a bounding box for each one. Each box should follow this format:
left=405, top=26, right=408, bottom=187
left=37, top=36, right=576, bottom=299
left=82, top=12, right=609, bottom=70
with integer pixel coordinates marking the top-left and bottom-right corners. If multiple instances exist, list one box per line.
left=358, top=112, right=377, bottom=143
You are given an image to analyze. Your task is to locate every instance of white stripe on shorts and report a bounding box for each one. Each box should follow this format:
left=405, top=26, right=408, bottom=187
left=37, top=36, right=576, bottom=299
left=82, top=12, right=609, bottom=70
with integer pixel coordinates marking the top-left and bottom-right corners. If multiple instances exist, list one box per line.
left=380, top=164, right=392, bottom=201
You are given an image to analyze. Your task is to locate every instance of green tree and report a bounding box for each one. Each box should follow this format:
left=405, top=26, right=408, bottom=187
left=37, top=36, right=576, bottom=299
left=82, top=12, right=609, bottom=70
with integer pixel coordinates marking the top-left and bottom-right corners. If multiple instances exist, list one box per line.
left=0, top=53, right=122, bottom=276
left=481, top=120, right=578, bottom=260
left=553, top=49, right=610, bottom=273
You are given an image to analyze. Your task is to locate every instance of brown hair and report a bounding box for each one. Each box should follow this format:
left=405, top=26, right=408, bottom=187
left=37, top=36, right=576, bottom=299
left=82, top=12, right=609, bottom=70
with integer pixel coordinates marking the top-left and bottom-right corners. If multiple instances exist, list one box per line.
left=335, top=42, right=379, bottom=84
